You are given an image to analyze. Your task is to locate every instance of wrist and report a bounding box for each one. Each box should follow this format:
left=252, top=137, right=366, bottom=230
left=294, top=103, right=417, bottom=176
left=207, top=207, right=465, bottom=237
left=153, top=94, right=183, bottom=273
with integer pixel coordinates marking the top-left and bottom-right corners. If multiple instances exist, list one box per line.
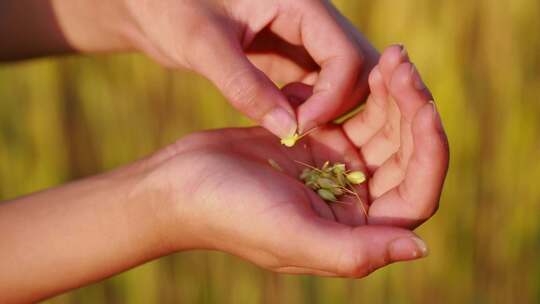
left=133, top=140, right=205, bottom=253
left=50, top=0, right=134, bottom=53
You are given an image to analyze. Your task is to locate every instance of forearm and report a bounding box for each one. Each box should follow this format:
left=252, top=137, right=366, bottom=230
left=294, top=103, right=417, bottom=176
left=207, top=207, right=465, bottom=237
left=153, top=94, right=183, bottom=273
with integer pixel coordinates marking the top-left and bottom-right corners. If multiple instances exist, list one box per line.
left=0, top=0, right=132, bottom=61
left=0, top=161, right=175, bottom=303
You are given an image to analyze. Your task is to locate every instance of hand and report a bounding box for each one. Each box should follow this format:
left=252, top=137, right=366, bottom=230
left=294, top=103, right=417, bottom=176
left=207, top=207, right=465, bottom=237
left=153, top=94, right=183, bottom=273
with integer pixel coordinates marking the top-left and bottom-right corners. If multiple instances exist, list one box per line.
left=342, top=45, right=450, bottom=228
left=0, top=47, right=447, bottom=301
left=4, top=0, right=377, bottom=136
left=146, top=125, right=434, bottom=277
left=269, top=45, right=449, bottom=228
left=118, top=0, right=378, bottom=137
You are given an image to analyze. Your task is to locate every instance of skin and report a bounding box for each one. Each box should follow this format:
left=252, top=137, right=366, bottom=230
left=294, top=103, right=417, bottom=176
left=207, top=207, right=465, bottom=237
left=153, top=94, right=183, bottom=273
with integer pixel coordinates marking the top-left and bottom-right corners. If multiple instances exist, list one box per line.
left=0, top=46, right=449, bottom=303
left=0, top=0, right=379, bottom=138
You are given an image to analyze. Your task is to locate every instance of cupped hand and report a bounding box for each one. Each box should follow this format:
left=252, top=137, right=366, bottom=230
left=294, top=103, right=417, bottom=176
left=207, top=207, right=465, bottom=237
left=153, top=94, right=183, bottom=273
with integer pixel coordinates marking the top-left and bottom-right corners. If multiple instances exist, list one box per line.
left=260, top=45, right=449, bottom=229
left=341, top=45, right=449, bottom=228
left=121, top=0, right=378, bottom=138
left=146, top=126, right=427, bottom=278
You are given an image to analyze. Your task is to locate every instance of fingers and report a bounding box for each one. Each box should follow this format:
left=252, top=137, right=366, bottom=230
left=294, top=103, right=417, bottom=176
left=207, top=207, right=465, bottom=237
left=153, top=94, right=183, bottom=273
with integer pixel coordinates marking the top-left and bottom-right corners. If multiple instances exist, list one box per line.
left=378, top=44, right=409, bottom=87
left=359, top=100, right=401, bottom=170
left=351, top=45, right=409, bottom=170
left=341, top=44, right=447, bottom=228
left=368, top=55, right=434, bottom=199
left=388, top=62, right=433, bottom=123
left=247, top=29, right=319, bottom=84
left=280, top=218, right=428, bottom=277
left=369, top=102, right=449, bottom=228
left=343, top=66, right=389, bottom=148
left=274, top=1, right=371, bottom=132
left=189, top=26, right=297, bottom=139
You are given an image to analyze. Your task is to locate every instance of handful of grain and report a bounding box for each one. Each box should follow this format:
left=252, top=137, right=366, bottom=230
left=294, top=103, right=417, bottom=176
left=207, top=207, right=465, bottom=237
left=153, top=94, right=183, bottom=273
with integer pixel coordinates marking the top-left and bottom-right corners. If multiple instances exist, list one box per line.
left=297, top=160, right=366, bottom=203
left=275, top=131, right=368, bottom=215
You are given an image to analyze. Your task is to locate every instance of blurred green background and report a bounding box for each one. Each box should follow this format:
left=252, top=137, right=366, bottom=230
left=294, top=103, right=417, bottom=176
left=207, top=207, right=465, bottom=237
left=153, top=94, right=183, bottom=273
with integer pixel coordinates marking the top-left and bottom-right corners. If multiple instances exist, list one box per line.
left=1, top=0, right=540, bottom=303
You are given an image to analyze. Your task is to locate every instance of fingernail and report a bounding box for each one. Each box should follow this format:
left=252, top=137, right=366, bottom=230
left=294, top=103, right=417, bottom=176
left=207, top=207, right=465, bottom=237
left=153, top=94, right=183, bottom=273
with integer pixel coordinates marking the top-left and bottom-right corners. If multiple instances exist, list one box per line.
left=262, top=107, right=297, bottom=139
left=299, top=120, right=317, bottom=135
left=398, top=44, right=409, bottom=61
left=429, top=100, right=437, bottom=115
left=388, top=236, right=429, bottom=261
left=410, top=64, right=426, bottom=91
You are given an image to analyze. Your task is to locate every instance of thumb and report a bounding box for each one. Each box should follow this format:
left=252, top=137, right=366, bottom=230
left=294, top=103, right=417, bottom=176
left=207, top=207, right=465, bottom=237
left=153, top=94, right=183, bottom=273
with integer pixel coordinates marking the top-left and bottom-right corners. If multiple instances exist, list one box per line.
left=189, top=30, right=297, bottom=138
left=290, top=218, right=428, bottom=277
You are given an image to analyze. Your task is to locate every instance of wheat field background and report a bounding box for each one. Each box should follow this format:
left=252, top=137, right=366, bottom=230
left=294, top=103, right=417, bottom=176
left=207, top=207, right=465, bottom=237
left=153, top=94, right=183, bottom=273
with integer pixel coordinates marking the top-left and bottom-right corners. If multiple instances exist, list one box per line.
left=1, top=0, right=539, bottom=303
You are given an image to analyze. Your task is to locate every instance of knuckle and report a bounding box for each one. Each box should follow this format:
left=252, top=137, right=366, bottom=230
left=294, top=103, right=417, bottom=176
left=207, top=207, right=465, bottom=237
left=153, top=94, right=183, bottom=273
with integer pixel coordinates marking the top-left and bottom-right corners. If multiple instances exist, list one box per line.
left=360, top=106, right=379, bottom=128
left=393, top=149, right=408, bottom=171
left=382, top=122, right=396, bottom=141
left=414, top=199, right=439, bottom=221
left=222, top=68, right=265, bottom=114
left=431, top=201, right=441, bottom=217
left=418, top=207, right=434, bottom=221
left=440, top=132, right=451, bottom=156
left=263, top=258, right=285, bottom=272
left=336, top=236, right=371, bottom=277
left=182, top=17, right=223, bottom=66
left=399, top=184, right=440, bottom=225
left=345, top=252, right=372, bottom=278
